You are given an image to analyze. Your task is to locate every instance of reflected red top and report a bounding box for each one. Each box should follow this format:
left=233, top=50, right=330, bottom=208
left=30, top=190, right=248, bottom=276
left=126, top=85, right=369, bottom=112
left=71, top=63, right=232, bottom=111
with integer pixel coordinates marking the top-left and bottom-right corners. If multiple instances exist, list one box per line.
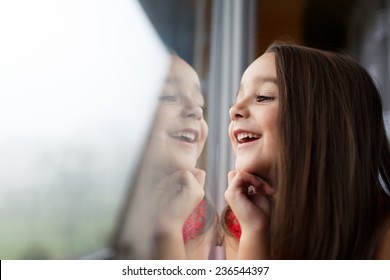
left=182, top=198, right=207, bottom=242
left=225, top=207, right=241, bottom=240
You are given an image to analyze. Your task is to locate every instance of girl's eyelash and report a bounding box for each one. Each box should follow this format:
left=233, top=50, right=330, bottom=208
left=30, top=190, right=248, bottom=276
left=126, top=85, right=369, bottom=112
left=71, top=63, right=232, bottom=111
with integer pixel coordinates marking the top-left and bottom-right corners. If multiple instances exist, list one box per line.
left=200, top=105, right=207, bottom=115
left=159, top=95, right=177, bottom=102
left=159, top=95, right=205, bottom=113
left=253, top=93, right=275, bottom=102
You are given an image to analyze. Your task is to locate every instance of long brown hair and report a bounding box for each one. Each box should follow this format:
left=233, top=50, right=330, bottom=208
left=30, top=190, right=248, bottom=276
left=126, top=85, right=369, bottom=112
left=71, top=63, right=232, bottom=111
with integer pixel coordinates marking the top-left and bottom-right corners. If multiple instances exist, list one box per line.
left=269, top=42, right=390, bottom=259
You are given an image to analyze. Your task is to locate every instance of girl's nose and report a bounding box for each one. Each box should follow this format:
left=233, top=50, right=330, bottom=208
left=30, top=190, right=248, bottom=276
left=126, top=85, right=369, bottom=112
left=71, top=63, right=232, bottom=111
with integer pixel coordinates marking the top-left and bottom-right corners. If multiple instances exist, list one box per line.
left=229, top=99, right=249, bottom=121
left=181, top=100, right=203, bottom=120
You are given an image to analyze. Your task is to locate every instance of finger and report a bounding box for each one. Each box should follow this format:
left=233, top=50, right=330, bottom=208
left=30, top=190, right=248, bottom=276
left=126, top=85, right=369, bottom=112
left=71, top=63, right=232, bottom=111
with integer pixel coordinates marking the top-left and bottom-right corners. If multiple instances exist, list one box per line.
left=154, top=172, right=182, bottom=192
left=154, top=175, right=175, bottom=192
left=190, top=168, right=206, bottom=188
left=248, top=192, right=271, bottom=215
left=251, top=182, right=274, bottom=196
left=229, top=172, right=274, bottom=195
left=228, top=172, right=263, bottom=192
left=176, top=170, right=200, bottom=189
left=174, top=170, right=205, bottom=201
left=228, top=170, right=238, bottom=184
left=155, top=171, right=204, bottom=212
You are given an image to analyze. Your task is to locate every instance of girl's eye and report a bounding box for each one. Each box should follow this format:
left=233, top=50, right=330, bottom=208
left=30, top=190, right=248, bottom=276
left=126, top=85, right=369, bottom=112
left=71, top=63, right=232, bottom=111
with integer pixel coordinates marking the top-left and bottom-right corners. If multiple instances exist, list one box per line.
left=199, top=104, right=206, bottom=115
left=254, top=94, right=275, bottom=102
left=159, top=95, right=178, bottom=103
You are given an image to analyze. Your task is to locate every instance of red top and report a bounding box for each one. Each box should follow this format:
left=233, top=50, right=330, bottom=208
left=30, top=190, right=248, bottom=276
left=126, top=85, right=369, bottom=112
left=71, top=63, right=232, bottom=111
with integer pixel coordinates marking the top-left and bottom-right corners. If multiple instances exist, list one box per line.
left=225, top=207, right=241, bottom=240
left=182, top=198, right=208, bottom=242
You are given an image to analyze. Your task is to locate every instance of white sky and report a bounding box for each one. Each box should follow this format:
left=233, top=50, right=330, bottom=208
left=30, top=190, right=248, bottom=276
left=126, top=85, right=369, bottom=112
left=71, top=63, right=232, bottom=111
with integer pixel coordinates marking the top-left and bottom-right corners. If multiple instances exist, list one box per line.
left=0, top=0, right=169, bottom=190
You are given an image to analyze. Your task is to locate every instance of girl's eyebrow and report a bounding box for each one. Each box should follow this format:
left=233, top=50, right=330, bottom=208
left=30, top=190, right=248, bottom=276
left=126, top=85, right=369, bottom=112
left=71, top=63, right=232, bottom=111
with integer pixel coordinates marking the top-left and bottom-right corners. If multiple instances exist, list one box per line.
left=236, top=75, right=278, bottom=98
left=165, top=76, right=180, bottom=84
left=165, top=76, right=204, bottom=101
left=239, top=76, right=278, bottom=88
left=165, top=76, right=202, bottom=92
left=253, top=76, right=278, bottom=85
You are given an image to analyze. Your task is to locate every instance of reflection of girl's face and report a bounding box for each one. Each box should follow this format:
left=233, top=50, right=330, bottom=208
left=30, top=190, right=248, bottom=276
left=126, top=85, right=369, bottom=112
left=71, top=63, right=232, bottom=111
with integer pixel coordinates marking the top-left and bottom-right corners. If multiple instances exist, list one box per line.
left=150, top=55, right=208, bottom=172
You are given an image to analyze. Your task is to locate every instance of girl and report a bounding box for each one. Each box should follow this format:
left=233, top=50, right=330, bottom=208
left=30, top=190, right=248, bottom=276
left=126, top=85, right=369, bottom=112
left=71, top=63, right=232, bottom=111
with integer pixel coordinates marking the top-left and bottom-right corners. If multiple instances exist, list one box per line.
left=222, top=42, right=390, bottom=259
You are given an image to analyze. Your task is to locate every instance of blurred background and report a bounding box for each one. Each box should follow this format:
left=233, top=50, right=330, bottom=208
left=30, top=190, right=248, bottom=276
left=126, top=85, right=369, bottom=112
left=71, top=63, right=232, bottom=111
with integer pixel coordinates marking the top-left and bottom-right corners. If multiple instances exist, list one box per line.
left=1, top=0, right=389, bottom=259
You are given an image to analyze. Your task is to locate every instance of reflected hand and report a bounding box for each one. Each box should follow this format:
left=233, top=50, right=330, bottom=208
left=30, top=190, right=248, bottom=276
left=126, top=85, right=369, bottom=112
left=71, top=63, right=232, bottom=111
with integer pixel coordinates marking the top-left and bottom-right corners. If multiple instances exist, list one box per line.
left=154, top=169, right=205, bottom=234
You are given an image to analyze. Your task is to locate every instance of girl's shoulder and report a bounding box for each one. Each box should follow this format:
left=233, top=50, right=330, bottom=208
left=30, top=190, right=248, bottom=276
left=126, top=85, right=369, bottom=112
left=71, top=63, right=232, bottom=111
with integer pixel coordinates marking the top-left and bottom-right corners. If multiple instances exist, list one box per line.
left=221, top=207, right=240, bottom=260
left=224, top=207, right=242, bottom=239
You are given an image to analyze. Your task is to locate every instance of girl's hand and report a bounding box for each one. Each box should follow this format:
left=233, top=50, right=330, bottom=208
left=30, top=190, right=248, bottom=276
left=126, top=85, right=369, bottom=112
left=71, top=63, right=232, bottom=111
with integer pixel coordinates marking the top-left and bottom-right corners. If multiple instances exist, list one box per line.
left=155, top=169, right=205, bottom=233
left=224, top=170, right=274, bottom=234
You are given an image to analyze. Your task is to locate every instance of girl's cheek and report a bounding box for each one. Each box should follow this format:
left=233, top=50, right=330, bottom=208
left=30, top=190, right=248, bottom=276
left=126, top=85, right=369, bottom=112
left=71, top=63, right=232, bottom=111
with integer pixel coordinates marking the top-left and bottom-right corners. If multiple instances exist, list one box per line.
left=228, top=128, right=236, bottom=146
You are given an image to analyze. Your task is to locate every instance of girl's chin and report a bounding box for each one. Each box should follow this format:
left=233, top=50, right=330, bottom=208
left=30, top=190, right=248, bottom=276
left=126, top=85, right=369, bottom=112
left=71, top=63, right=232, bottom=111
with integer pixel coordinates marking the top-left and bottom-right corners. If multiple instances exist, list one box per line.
left=235, top=160, right=254, bottom=173
left=166, top=158, right=197, bottom=172
left=235, top=161, right=264, bottom=177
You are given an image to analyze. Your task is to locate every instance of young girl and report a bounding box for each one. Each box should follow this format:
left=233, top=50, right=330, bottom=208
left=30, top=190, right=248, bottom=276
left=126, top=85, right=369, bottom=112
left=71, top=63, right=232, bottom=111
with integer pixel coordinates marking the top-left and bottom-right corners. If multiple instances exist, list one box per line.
left=222, top=42, right=390, bottom=259
left=114, top=54, right=215, bottom=259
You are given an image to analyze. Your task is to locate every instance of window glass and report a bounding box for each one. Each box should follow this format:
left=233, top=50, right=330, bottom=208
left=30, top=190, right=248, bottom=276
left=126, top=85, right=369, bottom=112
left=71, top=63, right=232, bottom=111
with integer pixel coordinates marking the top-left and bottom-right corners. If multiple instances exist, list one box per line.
left=0, top=0, right=169, bottom=259
left=111, top=0, right=257, bottom=260
left=347, top=0, right=390, bottom=131
left=0, top=0, right=257, bottom=260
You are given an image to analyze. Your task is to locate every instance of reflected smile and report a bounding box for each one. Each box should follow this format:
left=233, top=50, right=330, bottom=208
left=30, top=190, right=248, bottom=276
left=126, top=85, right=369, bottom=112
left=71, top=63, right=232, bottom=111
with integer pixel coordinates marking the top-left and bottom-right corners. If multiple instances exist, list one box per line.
left=169, top=129, right=199, bottom=143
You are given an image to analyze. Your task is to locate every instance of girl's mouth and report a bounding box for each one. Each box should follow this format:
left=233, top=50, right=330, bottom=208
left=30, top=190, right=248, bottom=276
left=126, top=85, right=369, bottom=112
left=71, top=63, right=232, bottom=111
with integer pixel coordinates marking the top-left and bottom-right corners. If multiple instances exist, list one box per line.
left=169, top=129, right=199, bottom=143
left=236, top=132, right=260, bottom=143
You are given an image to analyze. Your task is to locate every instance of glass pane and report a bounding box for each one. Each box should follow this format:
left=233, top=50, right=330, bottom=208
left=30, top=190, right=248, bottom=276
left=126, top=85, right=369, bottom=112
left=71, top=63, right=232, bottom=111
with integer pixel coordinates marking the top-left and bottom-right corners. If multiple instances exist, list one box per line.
left=110, top=0, right=218, bottom=259
left=0, top=0, right=169, bottom=259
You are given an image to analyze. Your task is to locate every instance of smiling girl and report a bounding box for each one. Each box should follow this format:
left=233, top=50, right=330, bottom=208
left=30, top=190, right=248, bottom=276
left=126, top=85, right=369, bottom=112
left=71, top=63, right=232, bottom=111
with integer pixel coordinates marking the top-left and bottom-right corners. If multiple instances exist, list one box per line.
left=222, top=42, right=390, bottom=259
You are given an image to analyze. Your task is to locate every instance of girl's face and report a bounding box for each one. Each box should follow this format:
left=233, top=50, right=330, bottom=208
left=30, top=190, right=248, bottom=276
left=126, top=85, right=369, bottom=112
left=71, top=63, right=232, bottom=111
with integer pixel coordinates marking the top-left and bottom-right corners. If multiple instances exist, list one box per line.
left=150, top=55, right=208, bottom=172
left=229, top=52, right=279, bottom=183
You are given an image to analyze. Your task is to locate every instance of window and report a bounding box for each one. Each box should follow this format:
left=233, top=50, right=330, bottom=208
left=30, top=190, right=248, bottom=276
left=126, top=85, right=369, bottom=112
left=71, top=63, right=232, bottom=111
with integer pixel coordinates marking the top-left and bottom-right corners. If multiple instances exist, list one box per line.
left=0, top=0, right=168, bottom=259
left=5, top=0, right=386, bottom=260
left=347, top=0, right=390, bottom=136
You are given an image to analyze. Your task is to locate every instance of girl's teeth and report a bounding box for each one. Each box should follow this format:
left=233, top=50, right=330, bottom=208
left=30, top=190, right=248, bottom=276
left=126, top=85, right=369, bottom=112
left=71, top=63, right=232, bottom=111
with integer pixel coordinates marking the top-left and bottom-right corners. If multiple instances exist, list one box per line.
left=237, top=132, right=260, bottom=142
left=172, top=131, right=196, bottom=142
left=182, top=132, right=195, bottom=141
